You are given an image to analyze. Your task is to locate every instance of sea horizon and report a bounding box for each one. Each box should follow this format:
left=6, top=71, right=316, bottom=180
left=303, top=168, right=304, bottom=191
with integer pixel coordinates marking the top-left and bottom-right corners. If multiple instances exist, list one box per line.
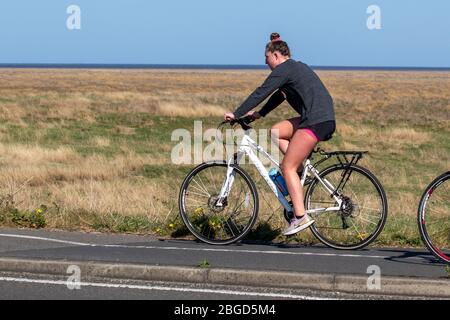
left=0, top=63, right=450, bottom=72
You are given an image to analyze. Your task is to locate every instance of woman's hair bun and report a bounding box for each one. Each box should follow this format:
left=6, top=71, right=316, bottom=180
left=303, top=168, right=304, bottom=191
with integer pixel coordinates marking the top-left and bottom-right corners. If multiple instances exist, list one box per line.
left=266, top=32, right=290, bottom=57
left=270, top=32, right=281, bottom=41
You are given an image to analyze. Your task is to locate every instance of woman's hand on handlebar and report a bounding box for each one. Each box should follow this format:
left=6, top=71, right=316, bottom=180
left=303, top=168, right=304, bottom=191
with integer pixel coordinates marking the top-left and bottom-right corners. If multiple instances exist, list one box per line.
left=222, top=112, right=254, bottom=130
left=223, top=110, right=261, bottom=122
left=246, top=111, right=261, bottom=121
left=224, top=112, right=235, bottom=122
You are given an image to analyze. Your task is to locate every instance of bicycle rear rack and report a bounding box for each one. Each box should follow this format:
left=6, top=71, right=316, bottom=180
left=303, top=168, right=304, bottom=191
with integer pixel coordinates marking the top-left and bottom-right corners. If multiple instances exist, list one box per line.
left=310, top=148, right=368, bottom=168
left=309, top=148, right=369, bottom=197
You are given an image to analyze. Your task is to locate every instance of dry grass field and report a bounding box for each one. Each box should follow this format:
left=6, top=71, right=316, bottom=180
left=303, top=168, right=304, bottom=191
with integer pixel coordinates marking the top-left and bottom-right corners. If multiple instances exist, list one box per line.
left=0, top=68, right=448, bottom=246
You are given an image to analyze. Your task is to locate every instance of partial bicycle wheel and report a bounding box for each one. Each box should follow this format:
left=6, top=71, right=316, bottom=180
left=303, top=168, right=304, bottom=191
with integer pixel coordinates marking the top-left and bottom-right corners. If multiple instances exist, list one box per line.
left=418, top=172, right=450, bottom=264
left=305, top=164, right=388, bottom=250
left=179, top=161, right=259, bottom=245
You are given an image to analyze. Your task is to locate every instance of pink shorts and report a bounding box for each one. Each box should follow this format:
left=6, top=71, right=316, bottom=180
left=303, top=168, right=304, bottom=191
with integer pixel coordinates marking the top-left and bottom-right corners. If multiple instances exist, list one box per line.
left=303, top=128, right=319, bottom=141
left=301, top=121, right=336, bottom=142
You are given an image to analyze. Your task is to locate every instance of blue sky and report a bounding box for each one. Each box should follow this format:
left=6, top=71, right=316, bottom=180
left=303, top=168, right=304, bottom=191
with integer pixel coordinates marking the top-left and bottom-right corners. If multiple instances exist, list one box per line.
left=0, top=0, right=449, bottom=67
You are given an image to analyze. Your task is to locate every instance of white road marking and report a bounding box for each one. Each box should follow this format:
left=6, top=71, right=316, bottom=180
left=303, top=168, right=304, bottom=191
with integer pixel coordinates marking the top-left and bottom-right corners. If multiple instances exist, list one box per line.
left=0, top=276, right=337, bottom=300
left=0, top=233, right=95, bottom=247
left=0, top=233, right=389, bottom=259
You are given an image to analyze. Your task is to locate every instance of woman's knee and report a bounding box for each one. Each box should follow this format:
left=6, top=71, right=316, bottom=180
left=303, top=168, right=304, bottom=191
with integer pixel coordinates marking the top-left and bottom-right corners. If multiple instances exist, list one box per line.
left=280, top=160, right=299, bottom=175
left=270, top=120, right=292, bottom=141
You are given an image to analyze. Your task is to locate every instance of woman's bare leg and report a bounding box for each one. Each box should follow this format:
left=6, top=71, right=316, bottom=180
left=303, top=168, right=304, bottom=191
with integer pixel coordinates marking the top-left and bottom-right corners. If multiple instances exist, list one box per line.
left=271, top=117, right=306, bottom=174
left=270, top=117, right=302, bottom=154
left=281, top=130, right=318, bottom=217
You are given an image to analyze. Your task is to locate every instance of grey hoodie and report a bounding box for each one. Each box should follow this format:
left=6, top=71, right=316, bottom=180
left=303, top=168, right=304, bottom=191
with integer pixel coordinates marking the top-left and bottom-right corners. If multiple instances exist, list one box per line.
left=233, top=59, right=335, bottom=127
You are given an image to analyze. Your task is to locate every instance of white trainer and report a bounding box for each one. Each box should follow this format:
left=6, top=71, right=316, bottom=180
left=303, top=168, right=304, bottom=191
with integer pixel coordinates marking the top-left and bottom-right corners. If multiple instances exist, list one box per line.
left=283, top=214, right=315, bottom=236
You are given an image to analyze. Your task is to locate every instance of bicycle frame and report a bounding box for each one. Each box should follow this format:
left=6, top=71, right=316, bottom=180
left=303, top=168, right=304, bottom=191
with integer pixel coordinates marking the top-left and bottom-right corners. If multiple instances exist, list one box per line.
left=215, top=130, right=342, bottom=214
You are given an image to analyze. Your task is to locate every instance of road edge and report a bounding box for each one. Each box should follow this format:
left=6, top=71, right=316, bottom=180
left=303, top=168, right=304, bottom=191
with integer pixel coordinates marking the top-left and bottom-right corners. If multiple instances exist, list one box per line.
left=0, top=257, right=448, bottom=298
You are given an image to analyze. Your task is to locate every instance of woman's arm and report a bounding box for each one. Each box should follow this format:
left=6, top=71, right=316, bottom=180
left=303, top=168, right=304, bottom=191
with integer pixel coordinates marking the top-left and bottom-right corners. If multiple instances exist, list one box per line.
left=233, top=67, right=288, bottom=118
left=258, top=90, right=286, bottom=117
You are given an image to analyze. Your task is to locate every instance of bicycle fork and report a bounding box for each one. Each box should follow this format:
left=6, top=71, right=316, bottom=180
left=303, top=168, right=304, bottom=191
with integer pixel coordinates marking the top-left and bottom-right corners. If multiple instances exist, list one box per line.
left=215, top=153, right=245, bottom=208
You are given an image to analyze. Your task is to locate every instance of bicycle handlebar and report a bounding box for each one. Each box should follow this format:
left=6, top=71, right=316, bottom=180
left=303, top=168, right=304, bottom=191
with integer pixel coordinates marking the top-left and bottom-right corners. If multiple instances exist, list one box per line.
left=220, top=115, right=255, bottom=130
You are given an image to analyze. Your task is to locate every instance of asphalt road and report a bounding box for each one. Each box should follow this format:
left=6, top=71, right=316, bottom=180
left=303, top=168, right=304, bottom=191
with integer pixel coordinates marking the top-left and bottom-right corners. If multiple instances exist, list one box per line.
left=0, top=271, right=437, bottom=300
left=0, top=227, right=447, bottom=279
left=0, top=227, right=448, bottom=301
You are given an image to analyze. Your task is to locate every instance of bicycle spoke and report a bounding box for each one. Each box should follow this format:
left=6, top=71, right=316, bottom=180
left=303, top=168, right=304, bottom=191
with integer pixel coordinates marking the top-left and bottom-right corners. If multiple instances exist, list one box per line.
left=313, top=225, right=342, bottom=230
left=309, top=200, right=337, bottom=205
left=185, top=203, right=208, bottom=211
left=199, top=220, right=208, bottom=235
left=186, top=198, right=207, bottom=205
left=308, top=164, right=387, bottom=249
left=357, top=213, right=382, bottom=222
left=187, top=190, right=210, bottom=198
left=355, top=205, right=382, bottom=213
left=191, top=178, right=210, bottom=197
left=197, top=173, right=211, bottom=197
left=428, top=194, right=446, bottom=203
left=224, top=220, right=236, bottom=238
left=189, top=184, right=211, bottom=197
left=228, top=180, right=252, bottom=215
left=180, top=163, right=257, bottom=244
left=356, top=215, right=379, bottom=227
left=350, top=219, right=364, bottom=238
left=208, top=168, right=219, bottom=194
left=224, top=218, right=241, bottom=237
left=231, top=198, right=246, bottom=215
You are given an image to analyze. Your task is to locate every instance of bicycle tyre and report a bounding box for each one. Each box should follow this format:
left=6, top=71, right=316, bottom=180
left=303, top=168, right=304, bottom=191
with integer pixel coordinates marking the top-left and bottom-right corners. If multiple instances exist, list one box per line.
left=178, top=161, right=259, bottom=245
left=305, top=164, right=388, bottom=250
left=417, top=171, right=450, bottom=264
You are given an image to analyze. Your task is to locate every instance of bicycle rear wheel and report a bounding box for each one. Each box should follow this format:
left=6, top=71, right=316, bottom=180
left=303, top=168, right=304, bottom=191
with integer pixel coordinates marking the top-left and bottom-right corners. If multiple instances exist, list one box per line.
left=305, top=164, right=388, bottom=250
left=418, top=172, right=450, bottom=264
left=179, top=162, right=259, bottom=245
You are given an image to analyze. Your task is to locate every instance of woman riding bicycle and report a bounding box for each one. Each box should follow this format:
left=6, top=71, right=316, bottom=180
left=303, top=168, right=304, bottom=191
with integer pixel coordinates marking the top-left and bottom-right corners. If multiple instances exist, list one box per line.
left=224, top=33, right=336, bottom=236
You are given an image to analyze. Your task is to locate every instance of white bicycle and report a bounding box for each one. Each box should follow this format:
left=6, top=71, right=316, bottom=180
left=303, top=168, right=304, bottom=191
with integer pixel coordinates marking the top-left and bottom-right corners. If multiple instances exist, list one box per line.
left=179, top=116, right=388, bottom=249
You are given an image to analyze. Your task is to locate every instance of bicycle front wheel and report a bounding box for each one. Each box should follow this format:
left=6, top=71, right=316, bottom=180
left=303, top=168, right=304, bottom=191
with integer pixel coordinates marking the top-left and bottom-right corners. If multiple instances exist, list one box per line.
left=305, top=164, right=388, bottom=250
left=418, top=172, right=450, bottom=264
left=179, top=162, right=259, bottom=245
